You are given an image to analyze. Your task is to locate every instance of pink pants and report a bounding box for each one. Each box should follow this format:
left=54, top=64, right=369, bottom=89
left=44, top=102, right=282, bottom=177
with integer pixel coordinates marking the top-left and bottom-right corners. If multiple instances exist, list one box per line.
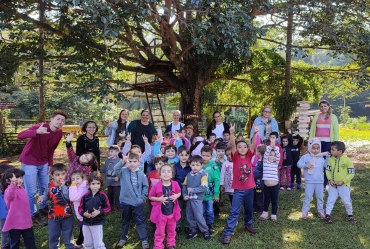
left=279, top=166, right=291, bottom=186
left=154, top=214, right=176, bottom=249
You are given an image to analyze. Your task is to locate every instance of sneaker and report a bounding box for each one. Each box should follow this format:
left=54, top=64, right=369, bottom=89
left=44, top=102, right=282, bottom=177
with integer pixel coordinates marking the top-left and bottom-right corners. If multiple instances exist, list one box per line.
left=280, top=186, right=285, bottom=190
left=318, top=212, right=326, bottom=219
left=141, top=240, right=150, bottom=249
left=167, top=247, right=175, bottom=249
left=207, top=224, right=215, bottom=234
left=287, top=187, right=292, bottom=191
left=203, top=232, right=211, bottom=241
left=186, top=231, right=197, bottom=239
left=245, top=226, right=258, bottom=234
left=259, top=211, right=268, bottom=220
left=175, top=227, right=181, bottom=234
left=74, top=245, right=84, bottom=249
left=39, top=206, right=49, bottom=217
left=271, top=215, right=277, bottom=222
left=297, top=184, right=301, bottom=189
left=222, top=235, right=231, bottom=244
left=325, top=215, right=333, bottom=224
left=117, top=239, right=127, bottom=247
left=302, top=212, right=308, bottom=219
left=348, top=216, right=356, bottom=223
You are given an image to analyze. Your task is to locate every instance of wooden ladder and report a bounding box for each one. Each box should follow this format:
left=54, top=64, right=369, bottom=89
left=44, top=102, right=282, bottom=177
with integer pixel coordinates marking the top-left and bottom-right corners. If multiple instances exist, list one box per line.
left=144, top=86, right=167, bottom=128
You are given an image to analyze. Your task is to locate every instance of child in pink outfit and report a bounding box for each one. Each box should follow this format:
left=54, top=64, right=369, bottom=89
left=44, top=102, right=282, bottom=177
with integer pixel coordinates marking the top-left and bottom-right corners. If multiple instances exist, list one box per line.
left=2, top=168, right=36, bottom=248
left=69, top=170, right=89, bottom=248
left=149, top=165, right=181, bottom=249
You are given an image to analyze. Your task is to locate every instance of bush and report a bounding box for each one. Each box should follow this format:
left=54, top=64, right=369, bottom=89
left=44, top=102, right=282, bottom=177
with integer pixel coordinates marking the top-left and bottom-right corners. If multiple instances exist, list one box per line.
left=356, top=123, right=370, bottom=130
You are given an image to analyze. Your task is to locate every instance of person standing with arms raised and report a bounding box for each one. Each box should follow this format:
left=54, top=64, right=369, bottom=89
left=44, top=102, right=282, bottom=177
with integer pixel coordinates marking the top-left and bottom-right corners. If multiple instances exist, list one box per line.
left=17, top=109, right=68, bottom=226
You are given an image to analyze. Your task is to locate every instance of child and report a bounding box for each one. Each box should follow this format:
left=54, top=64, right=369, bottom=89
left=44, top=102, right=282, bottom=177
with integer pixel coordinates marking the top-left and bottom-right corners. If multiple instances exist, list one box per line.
left=297, top=138, right=329, bottom=219
left=259, top=137, right=280, bottom=222
left=220, top=147, right=234, bottom=204
left=223, top=131, right=231, bottom=146
left=174, top=146, right=191, bottom=233
left=66, top=133, right=98, bottom=181
left=2, top=168, right=36, bottom=249
left=37, top=163, right=74, bottom=249
left=149, top=164, right=181, bottom=249
left=79, top=173, right=111, bottom=249
left=208, top=133, right=216, bottom=148
left=325, top=141, right=355, bottom=223
left=154, top=132, right=183, bottom=164
left=280, top=135, right=293, bottom=190
left=201, top=145, right=220, bottom=232
left=182, top=155, right=211, bottom=241
left=291, top=134, right=303, bottom=189
left=253, top=144, right=266, bottom=215
left=69, top=170, right=89, bottom=249
left=222, top=124, right=258, bottom=244
left=121, top=132, right=151, bottom=172
left=0, top=164, right=14, bottom=249
left=114, top=153, right=150, bottom=248
left=213, top=143, right=227, bottom=170
left=100, top=145, right=121, bottom=210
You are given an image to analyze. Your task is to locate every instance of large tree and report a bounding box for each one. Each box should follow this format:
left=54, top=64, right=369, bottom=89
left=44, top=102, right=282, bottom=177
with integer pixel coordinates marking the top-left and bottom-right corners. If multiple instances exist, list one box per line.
left=1, top=0, right=370, bottom=123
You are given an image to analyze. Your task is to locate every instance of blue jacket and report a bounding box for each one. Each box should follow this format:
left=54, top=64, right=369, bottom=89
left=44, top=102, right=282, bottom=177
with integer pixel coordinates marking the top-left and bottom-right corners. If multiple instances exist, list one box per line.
left=174, top=162, right=192, bottom=195
left=253, top=161, right=264, bottom=189
left=297, top=154, right=328, bottom=184
left=250, top=116, right=280, bottom=143
left=0, top=193, right=8, bottom=219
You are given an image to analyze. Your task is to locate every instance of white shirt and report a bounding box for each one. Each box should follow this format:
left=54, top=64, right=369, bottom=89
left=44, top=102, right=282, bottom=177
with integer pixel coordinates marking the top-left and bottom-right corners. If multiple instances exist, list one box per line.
left=212, top=123, right=224, bottom=139
left=171, top=122, right=182, bottom=135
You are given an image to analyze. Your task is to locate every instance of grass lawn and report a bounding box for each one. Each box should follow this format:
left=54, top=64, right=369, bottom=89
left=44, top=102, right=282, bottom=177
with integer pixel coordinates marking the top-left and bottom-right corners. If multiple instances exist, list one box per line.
left=3, top=136, right=370, bottom=248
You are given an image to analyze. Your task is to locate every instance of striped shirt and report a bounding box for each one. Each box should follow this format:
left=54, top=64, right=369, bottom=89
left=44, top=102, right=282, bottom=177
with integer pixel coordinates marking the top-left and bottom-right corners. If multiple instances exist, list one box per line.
left=262, top=146, right=280, bottom=182
left=315, top=115, right=331, bottom=142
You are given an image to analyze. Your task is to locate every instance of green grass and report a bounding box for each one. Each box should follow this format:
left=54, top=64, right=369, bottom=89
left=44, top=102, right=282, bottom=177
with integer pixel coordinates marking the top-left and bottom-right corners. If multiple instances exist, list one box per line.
left=30, top=169, right=370, bottom=249
left=339, top=128, right=370, bottom=142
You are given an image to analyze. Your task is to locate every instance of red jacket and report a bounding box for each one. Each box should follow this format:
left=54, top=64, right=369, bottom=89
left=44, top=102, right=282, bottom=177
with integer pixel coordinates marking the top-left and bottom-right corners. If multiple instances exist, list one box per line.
left=149, top=180, right=181, bottom=224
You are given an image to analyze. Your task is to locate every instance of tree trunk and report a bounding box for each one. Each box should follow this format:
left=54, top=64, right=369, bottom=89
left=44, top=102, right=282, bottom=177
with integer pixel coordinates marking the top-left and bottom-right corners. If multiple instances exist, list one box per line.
left=38, top=0, right=46, bottom=122
left=284, top=0, right=293, bottom=97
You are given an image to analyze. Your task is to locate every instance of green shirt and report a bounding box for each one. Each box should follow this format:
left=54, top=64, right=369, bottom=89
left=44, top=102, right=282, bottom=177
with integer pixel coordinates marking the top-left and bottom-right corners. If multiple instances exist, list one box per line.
left=203, top=161, right=221, bottom=200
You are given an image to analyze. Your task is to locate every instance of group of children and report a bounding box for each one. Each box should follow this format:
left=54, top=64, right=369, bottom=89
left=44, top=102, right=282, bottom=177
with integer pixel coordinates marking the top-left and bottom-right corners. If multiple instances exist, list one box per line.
left=0, top=123, right=356, bottom=248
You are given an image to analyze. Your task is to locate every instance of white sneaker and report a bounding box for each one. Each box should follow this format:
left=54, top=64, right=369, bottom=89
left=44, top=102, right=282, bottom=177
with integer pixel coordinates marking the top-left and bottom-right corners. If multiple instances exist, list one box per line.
left=280, top=186, right=285, bottom=190
left=287, top=187, right=292, bottom=191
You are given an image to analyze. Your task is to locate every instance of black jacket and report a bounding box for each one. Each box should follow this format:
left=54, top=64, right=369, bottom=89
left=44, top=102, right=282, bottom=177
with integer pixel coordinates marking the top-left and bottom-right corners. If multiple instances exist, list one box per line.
left=79, top=189, right=110, bottom=226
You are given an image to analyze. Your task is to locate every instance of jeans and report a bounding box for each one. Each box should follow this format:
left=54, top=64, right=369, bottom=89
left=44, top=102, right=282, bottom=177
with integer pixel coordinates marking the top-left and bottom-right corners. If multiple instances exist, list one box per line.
left=8, top=228, right=36, bottom=249
left=146, top=163, right=155, bottom=176
left=176, top=198, right=188, bottom=228
left=1, top=218, right=10, bottom=248
left=291, top=161, right=301, bottom=184
left=21, top=163, right=49, bottom=216
left=120, top=203, right=147, bottom=242
left=107, top=186, right=121, bottom=209
left=321, top=141, right=331, bottom=188
left=202, top=200, right=214, bottom=225
left=223, top=189, right=254, bottom=236
left=48, top=216, right=75, bottom=249
left=263, top=184, right=279, bottom=215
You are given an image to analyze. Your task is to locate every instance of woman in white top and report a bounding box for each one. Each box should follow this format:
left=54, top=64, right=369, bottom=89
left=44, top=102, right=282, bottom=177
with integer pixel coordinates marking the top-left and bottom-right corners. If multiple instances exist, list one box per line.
left=105, top=109, right=130, bottom=147
left=206, top=111, right=230, bottom=139
left=164, top=110, right=185, bottom=136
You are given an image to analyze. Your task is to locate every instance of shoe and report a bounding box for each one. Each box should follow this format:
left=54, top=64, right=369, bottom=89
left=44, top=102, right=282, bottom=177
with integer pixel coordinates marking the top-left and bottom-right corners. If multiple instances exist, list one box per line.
left=287, top=187, right=292, bottom=191
left=297, top=184, right=301, bottom=189
left=318, top=212, right=326, bottom=219
left=141, top=240, right=150, bottom=249
left=222, top=235, right=232, bottom=244
left=32, top=214, right=47, bottom=227
left=302, top=212, right=308, bottom=219
left=117, top=239, right=127, bottom=247
left=348, top=216, right=356, bottom=223
left=39, top=206, right=49, bottom=217
left=203, top=232, right=211, bottom=241
left=167, top=246, right=175, bottom=249
left=245, top=226, right=258, bottom=234
left=259, top=211, right=268, bottom=220
left=271, top=215, right=277, bottom=222
left=74, top=245, right=84, bottom=249
left=175, top=227, right=181, bottom=234
left=325, top=215, right=333, bottom=224
left=186, top=231, right=197, bottom=239
left=184, top=227, right=190, bottom=234
left=207, top=224, right=215, bottom=234
left=280, top=186, right=285, bottom=190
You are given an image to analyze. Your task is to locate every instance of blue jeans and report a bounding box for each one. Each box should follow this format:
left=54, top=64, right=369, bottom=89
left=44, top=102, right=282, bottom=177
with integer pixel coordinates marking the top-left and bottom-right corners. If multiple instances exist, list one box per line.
left=223, top=189, right=254, bottom=236
left=321, top=141, right=331, bottom=188
left=22, top=163, right=49, bottom=216
left=120, top=203, right=147, bottom=242
left=9, top=228, right=36, bottom=249
left=202, top=199, right=214, bottom=225
left=1, top=218, right=10, bottom=248
left=48, top=216, right=75, bottom=249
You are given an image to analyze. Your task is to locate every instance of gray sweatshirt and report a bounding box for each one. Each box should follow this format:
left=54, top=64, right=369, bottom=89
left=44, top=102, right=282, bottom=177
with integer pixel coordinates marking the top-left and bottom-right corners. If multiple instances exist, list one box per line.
left=114, top=162, right=148, bottom=207
left=182, top=170, right=208, bottom=200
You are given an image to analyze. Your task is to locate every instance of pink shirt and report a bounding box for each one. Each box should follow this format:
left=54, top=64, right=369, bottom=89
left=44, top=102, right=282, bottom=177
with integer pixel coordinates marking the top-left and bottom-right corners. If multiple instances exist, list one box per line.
left=2, top=184, right=32, bottom=232
left=69, top=181, right=89, bottom=221
left=315, top=115, right=331, bottom=142
left=18, top=123, right=63, bottom=166
left=220, top=161, right=234, bottom=193
left=231, top=150, right=256, bottom=190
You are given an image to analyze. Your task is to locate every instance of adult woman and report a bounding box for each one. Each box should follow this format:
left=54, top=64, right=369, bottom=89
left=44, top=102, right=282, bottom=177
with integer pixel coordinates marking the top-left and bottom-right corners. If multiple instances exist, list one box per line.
left=164, top=110, right=185, bottom=135
left=76, top=120, right=100, bottom=165
left=127, top=109, right=157, bottom=153
left=309, top=100, right=339, bottom=189
left=105, top=109, right=130, bottom=147
left=206, top=111, right=230, bottom=139
left=249, top=106, right=280, bottom=143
